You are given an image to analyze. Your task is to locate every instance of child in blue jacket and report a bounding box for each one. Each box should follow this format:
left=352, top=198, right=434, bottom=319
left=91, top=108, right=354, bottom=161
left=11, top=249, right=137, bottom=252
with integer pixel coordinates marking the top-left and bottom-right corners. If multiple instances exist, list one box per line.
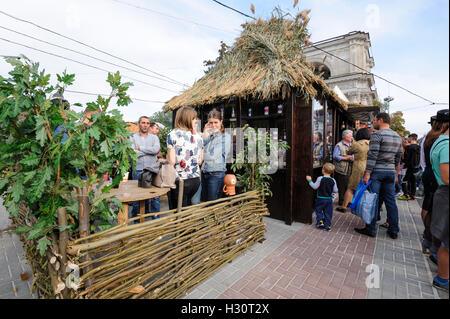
left=306, top=163, right=338, bottom=232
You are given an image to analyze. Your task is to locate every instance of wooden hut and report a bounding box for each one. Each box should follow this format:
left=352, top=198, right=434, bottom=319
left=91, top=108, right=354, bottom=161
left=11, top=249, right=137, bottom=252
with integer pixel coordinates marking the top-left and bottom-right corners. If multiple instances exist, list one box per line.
left=164, top=11, right=350, bottom=225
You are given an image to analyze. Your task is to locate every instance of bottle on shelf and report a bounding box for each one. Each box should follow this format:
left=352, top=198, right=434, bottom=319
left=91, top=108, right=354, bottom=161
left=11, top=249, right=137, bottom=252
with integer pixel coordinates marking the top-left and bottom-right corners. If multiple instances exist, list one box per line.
left=277, top=104, right=283, bottom=114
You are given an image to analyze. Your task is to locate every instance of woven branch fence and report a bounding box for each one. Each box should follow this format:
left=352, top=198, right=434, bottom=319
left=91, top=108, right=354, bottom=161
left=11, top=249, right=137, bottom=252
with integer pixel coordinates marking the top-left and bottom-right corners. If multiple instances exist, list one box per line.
left=64, top=190, right=268, bottom=299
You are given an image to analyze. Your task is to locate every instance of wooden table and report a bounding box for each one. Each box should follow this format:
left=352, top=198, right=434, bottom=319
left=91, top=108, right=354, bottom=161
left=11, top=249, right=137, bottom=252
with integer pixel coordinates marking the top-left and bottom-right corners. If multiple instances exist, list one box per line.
left=103, top=180, right=170, bottom=224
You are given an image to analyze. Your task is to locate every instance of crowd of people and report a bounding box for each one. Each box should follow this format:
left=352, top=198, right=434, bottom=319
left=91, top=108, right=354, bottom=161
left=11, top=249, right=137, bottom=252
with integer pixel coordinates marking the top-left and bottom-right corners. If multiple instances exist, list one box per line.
left=307, top=110, right=449, bottom=292
left=129, top=106, right=231, bottom=218
left=131, top=106, right=448, bottom=292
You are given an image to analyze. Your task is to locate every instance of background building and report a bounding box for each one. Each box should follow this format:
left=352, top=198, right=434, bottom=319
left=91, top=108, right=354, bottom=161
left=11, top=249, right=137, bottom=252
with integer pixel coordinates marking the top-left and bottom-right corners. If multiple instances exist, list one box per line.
left=304, top=31, right=379, bottom=106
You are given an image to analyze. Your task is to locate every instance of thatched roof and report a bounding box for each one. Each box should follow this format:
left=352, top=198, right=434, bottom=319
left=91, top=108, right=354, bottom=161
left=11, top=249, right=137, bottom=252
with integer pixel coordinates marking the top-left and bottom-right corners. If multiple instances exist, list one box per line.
left=164, top=9, right=348, bottom=112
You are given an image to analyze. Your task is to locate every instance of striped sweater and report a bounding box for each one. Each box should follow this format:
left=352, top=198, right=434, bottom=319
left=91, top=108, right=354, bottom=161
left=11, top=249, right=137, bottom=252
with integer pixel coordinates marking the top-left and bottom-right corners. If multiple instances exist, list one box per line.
left=365, top=128, right=402, bottom=173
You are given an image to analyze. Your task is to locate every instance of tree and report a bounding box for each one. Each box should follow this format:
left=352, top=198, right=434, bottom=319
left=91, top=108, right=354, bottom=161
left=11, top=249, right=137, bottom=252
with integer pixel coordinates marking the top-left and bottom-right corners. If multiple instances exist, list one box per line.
left=373, top=100, right=389, bottom=113
left=390, top=111, right=410, bottom=139
left=150, top=109, right=172, bottom=128
left=0, top=55, right=137, bottom=255
left=150, top=108, right=172, bottom=157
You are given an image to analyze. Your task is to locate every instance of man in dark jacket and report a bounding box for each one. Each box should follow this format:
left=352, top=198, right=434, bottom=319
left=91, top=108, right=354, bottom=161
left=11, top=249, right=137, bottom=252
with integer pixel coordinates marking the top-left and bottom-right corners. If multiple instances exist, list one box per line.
left=398, top=133, right=421, bottom=200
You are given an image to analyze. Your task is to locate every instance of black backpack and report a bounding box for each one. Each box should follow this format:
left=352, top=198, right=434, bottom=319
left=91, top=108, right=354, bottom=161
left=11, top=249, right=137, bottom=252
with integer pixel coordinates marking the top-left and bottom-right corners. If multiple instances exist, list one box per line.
left=407, top=145, right=421, bottom=169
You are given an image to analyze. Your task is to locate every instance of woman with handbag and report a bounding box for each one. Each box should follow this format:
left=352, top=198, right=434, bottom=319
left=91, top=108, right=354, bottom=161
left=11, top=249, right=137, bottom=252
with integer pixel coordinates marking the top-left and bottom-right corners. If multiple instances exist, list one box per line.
left=201, top=109, right=232, bottom=202
left=166, top=107, right=203, bottom=210
left=336, top=128, right=370, bottom=213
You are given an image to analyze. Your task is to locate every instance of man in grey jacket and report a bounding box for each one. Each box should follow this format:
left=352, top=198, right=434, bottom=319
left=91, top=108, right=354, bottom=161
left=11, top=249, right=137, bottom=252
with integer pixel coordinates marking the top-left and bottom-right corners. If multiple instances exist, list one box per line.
left=356, top=113, right=402, bottom=239
left=130, top=116, right=161, bottom=221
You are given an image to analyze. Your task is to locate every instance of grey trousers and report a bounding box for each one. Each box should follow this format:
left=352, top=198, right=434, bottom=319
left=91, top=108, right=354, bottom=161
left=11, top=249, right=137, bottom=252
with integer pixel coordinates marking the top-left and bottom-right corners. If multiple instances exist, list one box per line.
left=431, top=185, right=449, bottom=249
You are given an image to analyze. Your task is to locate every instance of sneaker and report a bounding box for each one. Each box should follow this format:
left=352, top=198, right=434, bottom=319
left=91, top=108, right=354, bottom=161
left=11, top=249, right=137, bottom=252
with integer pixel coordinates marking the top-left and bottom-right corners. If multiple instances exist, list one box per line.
left=397, top=195, right=409, bottom=200
left=409, top=195, right=416, bottom=200
left=316, top=220, right=324, bottom=228
left=322, top=226, right=331, bottom=232
left=433, top=277, right=449, bottom=292
left=395, top=192, right=403, bottom=197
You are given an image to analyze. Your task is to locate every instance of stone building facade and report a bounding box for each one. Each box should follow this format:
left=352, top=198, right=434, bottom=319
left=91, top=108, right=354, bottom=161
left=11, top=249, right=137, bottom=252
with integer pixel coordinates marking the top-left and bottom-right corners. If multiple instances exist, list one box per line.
left=303, top=31, right=378, bottom=106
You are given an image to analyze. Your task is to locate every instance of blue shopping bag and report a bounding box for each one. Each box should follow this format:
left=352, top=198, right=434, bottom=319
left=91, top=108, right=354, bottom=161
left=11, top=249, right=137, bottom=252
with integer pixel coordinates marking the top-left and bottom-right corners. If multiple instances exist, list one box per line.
left=354, top=189, right=378, bottom=224
left=349, top=179, right=371, bottom=211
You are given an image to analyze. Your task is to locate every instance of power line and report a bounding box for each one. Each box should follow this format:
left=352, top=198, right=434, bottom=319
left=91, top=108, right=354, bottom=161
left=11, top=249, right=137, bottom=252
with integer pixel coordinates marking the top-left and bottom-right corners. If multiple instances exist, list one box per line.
left=397, top=102, right=449, bottom=112
left=0, top=9, right=189, bottom=88
left=110, top=0, right=239, bottom=36
left=205, top=2, right=444, bottom=106
left=211, top=0, right=255, bottom=20
left=0, top=37, right=180, bottom=94
left=307, top=44, right=438, bottom=105
left=65, top=89, right=165, bottom=104
left=0, top=25, right=185, bottom=88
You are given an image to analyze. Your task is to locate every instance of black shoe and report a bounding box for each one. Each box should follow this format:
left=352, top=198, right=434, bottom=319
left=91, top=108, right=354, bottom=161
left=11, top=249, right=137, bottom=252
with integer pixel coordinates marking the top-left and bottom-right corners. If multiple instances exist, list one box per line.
left=387, top=230, right=398, bottom=239
left=336, top=207, right=347, bottom=213
left=354, top=227, right=376, bottom=238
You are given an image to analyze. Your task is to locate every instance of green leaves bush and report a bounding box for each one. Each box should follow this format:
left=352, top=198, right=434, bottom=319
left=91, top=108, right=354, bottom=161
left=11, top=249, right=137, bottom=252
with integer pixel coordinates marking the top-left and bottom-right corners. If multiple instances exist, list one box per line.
left=0, top=55, right=137, bottom=255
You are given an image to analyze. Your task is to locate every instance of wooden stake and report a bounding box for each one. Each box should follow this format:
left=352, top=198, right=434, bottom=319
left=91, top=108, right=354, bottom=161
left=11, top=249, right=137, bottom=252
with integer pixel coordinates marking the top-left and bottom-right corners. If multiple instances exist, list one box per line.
left=177, top=179, right=184, bottom=214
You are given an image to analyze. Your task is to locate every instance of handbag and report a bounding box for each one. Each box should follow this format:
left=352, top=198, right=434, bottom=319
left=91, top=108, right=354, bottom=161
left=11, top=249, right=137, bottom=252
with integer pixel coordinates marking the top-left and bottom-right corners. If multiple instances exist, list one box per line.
left=349, top=179, right=371, bottom=210
left=138, top=167, right=158, bottom=188
left=350, top=179, right=378, bottom=224
left=152, top=160, right=177, bottom=189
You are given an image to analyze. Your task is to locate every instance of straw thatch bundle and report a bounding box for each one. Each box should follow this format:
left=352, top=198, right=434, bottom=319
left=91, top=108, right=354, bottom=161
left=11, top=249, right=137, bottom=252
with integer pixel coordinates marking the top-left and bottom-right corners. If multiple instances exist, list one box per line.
left=165, top=8, right=347, bottom=111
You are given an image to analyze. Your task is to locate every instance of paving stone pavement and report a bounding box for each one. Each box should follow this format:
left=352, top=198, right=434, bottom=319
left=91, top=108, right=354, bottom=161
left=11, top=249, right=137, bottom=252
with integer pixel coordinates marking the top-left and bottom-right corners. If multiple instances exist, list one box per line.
left=183, top=198, right=447, bottom=299
left=0, top=199, right=35, bottom=299
left=368, top=199, right=443, bottom=299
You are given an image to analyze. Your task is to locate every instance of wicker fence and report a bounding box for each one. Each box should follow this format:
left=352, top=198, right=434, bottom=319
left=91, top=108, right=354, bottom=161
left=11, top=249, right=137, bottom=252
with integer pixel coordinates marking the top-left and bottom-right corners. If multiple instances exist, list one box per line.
left=64, top=190, right=268, bottom=299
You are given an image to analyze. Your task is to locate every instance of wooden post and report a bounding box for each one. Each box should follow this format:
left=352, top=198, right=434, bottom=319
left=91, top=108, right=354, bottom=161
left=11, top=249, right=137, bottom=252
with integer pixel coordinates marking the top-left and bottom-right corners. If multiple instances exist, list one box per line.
left=118, top=203, right=128, bottom=225
left=57, top=207, right=69, bottom=299
left=177, top=179, right=184, bottom=214
left=57, top=207, right=68, bottom=264
left=78, top=183, right=93, bottom=288
left=139, top=200, right=145, bottom=223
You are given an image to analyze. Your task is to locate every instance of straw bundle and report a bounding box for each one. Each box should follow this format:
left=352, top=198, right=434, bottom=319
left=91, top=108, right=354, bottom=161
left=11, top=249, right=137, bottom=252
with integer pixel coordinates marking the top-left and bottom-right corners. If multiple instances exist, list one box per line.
left=66, top=190, right=268, bottom=299
left=165, top=8, right=347, bottom=111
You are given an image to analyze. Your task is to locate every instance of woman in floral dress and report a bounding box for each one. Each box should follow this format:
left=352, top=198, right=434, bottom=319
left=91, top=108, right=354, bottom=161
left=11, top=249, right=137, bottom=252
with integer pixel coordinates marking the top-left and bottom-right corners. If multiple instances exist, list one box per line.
left=167, top=106, right=203, bottom=209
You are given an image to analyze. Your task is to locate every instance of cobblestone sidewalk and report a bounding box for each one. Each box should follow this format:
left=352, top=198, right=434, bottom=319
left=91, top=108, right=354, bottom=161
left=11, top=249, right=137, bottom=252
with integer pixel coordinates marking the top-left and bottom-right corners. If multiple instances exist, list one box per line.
left=185, top=198, right=447, bottom=299
left=0, top=199, right=35, bottom=299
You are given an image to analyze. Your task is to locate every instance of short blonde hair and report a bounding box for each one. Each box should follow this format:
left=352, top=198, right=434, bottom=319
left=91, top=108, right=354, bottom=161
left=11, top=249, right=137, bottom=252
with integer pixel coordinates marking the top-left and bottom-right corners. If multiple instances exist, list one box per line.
left=174, top=106, right=197, bottom=131
left=323, top=163, right=335, bottom=175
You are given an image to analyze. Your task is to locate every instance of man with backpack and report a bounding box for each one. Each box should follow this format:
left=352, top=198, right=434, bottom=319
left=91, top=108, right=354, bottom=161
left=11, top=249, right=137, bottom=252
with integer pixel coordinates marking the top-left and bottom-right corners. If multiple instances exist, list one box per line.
left=398, top=133, right=421, bottom=200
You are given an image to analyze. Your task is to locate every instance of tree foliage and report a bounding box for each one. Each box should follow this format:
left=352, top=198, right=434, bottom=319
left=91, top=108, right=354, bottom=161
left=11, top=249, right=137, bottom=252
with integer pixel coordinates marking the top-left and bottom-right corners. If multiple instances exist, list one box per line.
left=150, top=109, right=172, bottom=128
left=390, top=111, right=410, bottom=139
left=231, top=126, right=290, bottom=197
left=0, top=55, right=137, bottom=255
left=373, top=100, right=389, bottom=113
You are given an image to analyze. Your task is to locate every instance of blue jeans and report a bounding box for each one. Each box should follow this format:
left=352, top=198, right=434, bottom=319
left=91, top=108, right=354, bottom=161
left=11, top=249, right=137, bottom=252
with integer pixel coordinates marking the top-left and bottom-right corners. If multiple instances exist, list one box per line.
left=315, top=198, right=333, bottom=227
left=191, top=183, right=202, bottom=205
left=130, top=170, right=160, bottom=221
left=367, top=171, right=399, bottom=235
left=201, top=172, right=225, bottom=202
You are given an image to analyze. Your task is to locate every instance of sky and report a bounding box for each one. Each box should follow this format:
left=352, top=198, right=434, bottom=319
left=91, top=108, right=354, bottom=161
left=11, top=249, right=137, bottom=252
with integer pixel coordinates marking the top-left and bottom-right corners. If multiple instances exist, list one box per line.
left=0, top=0, right=448, bottom=136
